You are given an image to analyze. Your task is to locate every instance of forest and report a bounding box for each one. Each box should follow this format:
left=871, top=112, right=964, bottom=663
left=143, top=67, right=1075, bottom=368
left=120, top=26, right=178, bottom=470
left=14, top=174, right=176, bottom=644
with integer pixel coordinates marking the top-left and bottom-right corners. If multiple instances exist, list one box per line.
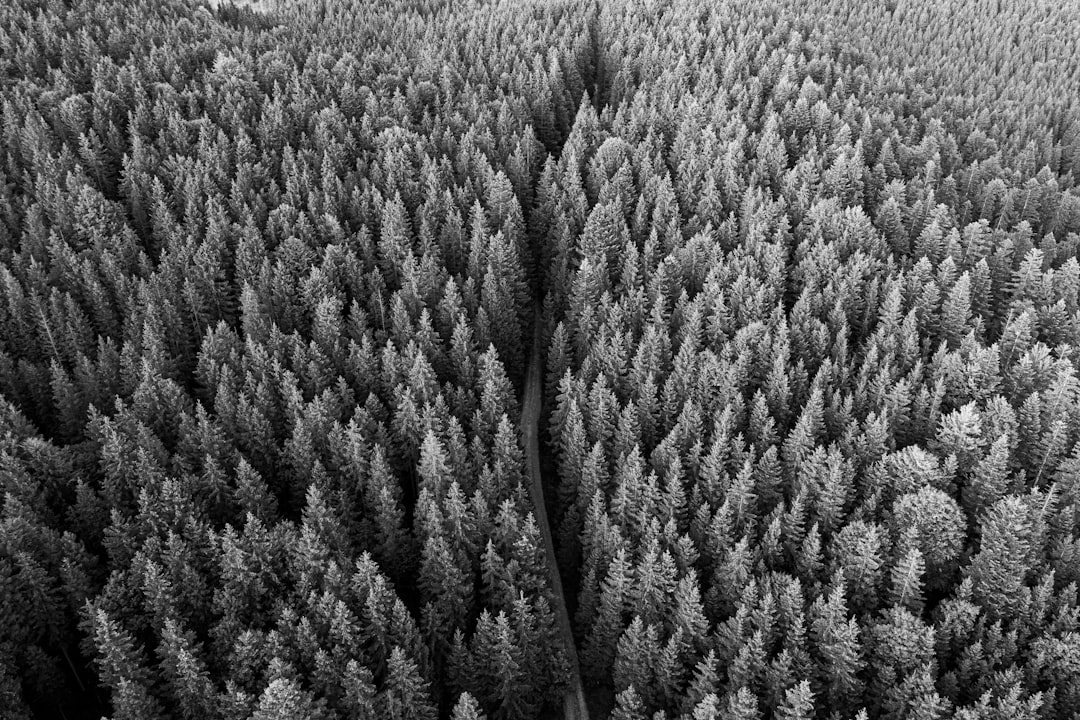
left=1, top=0, right=1079, bottom=718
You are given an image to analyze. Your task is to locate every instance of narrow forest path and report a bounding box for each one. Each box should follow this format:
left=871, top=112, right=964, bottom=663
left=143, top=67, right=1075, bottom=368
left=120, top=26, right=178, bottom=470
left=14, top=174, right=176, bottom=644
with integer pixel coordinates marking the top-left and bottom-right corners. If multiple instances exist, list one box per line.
left=519, top=11, right=603, bottom=715
left=521, top=317, right=589, bottom=720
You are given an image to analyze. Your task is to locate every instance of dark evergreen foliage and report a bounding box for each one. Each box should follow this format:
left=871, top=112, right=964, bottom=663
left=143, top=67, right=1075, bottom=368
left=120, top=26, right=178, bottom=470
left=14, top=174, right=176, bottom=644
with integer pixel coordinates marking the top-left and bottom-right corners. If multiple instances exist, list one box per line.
left=1, top=0, right=1079, bottom=718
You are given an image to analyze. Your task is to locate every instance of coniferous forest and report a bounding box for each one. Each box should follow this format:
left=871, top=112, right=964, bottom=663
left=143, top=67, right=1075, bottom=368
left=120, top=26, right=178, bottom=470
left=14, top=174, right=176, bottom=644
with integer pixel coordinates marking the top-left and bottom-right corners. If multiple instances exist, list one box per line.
left=2, top=0, right=1080, bottom=718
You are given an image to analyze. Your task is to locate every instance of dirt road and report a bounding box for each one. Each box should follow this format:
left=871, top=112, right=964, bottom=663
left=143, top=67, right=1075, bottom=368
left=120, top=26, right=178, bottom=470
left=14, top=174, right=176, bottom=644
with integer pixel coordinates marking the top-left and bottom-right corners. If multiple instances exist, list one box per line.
left=520, top=319, right=589, bottom=720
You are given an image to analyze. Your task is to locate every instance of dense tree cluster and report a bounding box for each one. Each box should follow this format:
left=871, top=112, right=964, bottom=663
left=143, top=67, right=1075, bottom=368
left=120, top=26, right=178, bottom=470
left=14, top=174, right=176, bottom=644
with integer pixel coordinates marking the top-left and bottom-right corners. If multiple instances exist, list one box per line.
left=1, top=0, right=1079, bottom=719
left=541, top=0, right=1080, bottom=718
left=0, top=0, right=597, bottom=717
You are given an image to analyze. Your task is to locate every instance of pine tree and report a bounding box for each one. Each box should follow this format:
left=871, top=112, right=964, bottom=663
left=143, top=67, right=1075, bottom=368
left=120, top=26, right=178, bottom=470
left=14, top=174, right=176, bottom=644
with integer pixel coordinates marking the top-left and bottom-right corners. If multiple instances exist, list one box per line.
left=828, top=520, right=884, bottom=611
left=613, top=616, right=660, bottom=705
left=89, top=608, right=160, bottom=707
left=451, top=691, right=487, bottom=720
left=109, top=677, right=168, bottom=720
left=251, top=678, right=324, bottom=720
left=890, top=486, right=966, bottom=583
left=383, top=646, right=437, bottom=720
left=775, top=680, right=815, bottom=720
left=341, top=660, right=380, bottom=720
left=612, top=685, right=648, bottom=720
left=683, top=650, right=720, bottom=713
left=941, top=272, right=974, bottom=348
left=889, top=542, right=927, bottom=613
left=157, top=618, right=216, bottom=720
left=691, top=693, right=722, bottom=720
left=581, top=548, right=632, bottom=680
left=809, top=580, right=865, bottom=714
left=964, top=434, right=1011, bottom=519
left=967, top=496, right=1033, bottom=619
left=364, top=444, right=414, bottom=578
left=933, top=403, right=985, bottom=476
left=720, top=686, right=760, bottom=720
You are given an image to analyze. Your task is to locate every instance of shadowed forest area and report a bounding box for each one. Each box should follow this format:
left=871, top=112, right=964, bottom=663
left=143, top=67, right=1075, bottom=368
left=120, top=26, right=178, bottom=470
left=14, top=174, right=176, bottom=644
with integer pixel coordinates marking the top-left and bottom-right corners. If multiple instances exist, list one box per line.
left=1, top=0, right=1080, bottom=719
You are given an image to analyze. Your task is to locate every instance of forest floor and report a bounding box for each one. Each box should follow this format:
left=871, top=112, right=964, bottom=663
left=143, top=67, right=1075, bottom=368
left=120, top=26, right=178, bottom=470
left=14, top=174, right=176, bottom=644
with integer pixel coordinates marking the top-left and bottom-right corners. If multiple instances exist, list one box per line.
left=520, top=318, right=590, bottom=720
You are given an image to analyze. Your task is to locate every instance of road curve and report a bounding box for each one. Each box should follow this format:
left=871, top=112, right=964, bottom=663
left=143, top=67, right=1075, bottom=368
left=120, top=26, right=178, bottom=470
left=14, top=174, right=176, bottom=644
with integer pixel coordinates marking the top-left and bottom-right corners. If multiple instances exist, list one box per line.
left=520, top=318, right=589, bottom=720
